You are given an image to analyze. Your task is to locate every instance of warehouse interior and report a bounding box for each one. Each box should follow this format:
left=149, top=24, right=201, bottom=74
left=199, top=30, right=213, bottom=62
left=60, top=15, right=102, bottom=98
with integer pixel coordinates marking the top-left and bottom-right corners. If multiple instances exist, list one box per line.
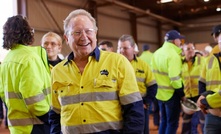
left=1, top=0, right=220, bottom=133
left=8, top=0, right=221, bottom=57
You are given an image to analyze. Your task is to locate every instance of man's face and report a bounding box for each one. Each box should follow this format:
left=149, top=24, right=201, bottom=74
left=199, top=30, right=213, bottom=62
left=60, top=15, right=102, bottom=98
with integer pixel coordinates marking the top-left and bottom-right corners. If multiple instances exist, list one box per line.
left=174, top=38, right=182, bottom=47
left=183, top=43, right=195, bottom=59
left=64, top=15, right=97, bottom=58
left=99, top=44, right=113, bottom=52
left=42, top=36, right=61, bottom=60
left=117, top=40, right=134, bottom=61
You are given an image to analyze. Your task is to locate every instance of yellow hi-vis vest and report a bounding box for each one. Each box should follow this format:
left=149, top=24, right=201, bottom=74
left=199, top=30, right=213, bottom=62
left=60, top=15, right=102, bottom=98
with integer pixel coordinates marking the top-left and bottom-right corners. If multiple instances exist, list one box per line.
left=181, top=56, right=205, bottom=98
left=0, top=44, right=51, bottom=134
left=152, top=41, right=183, bottom=101
left=199, top=54, right=221, bottom=92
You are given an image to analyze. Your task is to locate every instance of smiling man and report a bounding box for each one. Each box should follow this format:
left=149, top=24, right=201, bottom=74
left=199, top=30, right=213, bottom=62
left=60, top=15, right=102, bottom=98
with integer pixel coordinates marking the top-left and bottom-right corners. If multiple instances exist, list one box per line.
left=117, top=34, right=157, bottom=134
left=49, top=9, right=144, bottom=134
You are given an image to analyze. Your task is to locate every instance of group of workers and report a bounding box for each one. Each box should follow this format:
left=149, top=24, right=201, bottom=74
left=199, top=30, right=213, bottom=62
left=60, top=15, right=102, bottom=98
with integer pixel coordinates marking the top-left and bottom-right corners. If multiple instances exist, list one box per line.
left=0, top=8, right=221, bottom=134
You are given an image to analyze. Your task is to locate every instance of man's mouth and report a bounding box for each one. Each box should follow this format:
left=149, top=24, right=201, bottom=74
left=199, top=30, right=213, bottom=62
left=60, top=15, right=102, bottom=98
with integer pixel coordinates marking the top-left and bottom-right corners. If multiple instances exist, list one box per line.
left=78, top=43, right=90, bottom=46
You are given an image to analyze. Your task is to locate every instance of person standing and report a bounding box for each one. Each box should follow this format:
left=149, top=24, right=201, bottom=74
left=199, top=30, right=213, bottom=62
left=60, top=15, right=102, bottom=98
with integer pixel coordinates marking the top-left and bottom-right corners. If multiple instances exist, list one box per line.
left=151, top=30, right=185, bottom=134
left=41, top=32, right=64, bottom=133
left=41, top=32, right=63, bottom=67
left=98, top=40, right=114, bottom=52
left=139, top=43, right=160, bottom=129
left=49, top=9, right=144, bottom=134
left=139, top=44, right=153, bottom=66
left=181, top=42, right=205, bottom=134
left=118, top=34, right=157, bottom=134
left=0, top=15, right=51, bottom=134
left=210, top=24, right=221, bottom=54
left=197, top=29, right=221, bottom=134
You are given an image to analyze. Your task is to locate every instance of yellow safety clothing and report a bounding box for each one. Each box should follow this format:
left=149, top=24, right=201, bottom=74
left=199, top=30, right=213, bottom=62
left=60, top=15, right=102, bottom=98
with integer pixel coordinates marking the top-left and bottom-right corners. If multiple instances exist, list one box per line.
left=211, top=44, right=219, bottom=54
left=131, top=57, right=156, bottom=97
left=199, top=54, right=221, bottom=92
left=152, top=41, right=183, bottom=101
left=0, top=44, right=51, bottom=134
left=51, top=50, right=143, bottom=133
left=181, top=56, right=205, bottom=98
left=139, top=51, right=153, bottom=66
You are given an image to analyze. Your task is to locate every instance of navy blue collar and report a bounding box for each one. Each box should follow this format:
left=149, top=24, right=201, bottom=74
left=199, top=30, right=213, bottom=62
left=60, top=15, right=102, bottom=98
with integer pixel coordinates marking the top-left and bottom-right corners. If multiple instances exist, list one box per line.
left=64, top=47, right=100, bottom=66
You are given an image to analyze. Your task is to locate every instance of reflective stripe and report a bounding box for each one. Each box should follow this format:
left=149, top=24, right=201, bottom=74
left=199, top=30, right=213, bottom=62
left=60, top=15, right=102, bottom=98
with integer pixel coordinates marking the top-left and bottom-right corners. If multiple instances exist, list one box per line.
left=208, top=56, right=214, bottom=69
left=8, top=118, right=43, bottom=126
left=206, top=81, right=221, bottom=86
left=158, top=85, right=174, bottom=90
left=198, top=56, right=201, bottom=65
left=170, top=76, right=181, bottom=81
left=219, top=90, right=221, bottom=96
left=199, top=119, right=205, bottom=124
left=120, top=92, right=142, bottom=105
left=152, top=70, right=168, bottom=76
left=199, top=77, right=206, bottom=83
left=43, top=87, right=51, bottom=95
left=182, top=119, right=191, bottom=123
left=62, top=121, right=122, bottom=133
left=7, top=92, right=22, bottom=99
left=184, top=85, right=198, bottom=89
left=136, top=77, right=145, bottom=82
left=147, top=80, right=157, bottom=86
left=51, top=106, right=61, bottom=114
left=184, top=75, right=199, bottom=80
left=25, top=93, right=45, bottom=105
left=60, top=92, right=118, bottom=106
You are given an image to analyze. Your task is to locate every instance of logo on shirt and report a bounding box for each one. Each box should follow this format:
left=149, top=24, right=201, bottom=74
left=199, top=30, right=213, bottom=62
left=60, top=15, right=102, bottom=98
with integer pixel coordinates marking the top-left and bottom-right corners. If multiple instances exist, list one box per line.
left=100, top=69, right=109, bottom=76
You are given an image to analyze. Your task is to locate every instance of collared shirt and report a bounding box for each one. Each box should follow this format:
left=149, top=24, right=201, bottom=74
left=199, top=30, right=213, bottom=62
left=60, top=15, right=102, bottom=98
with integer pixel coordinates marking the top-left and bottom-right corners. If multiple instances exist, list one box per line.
left=50, top=47, right=144, bottom=134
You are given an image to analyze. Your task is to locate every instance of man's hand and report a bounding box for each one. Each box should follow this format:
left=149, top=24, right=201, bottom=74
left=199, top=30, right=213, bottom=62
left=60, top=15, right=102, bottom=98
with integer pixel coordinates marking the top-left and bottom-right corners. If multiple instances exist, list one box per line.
left=197, top=95, right=208, bottom=114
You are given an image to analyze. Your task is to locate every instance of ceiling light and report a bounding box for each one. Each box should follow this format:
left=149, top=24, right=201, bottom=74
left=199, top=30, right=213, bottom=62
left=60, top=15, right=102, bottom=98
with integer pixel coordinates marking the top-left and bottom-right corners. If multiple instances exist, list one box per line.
left=158, top=0, right=173, bottom=4
left=204, top=0, right=209, bottom=2
left=216, top=7, right=221, bottom=12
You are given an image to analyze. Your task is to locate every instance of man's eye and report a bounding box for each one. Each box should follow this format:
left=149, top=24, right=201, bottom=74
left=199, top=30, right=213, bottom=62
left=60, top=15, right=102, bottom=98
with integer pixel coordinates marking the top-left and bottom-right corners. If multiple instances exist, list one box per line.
left=85, top=30, right=92, bottom=34
left=74, top=31, right=81, bottom=35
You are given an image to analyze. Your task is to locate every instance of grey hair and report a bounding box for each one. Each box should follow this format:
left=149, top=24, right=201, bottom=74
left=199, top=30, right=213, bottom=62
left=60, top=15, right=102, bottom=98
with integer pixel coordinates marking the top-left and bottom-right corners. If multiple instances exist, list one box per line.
left=118, top=34, right=135, bottom=47
left=63, top=9, right=98, bottom=35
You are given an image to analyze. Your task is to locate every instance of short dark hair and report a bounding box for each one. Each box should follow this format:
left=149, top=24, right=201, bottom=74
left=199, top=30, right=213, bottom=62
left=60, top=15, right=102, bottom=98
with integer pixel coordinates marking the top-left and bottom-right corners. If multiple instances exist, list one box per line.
left=3, top=15, right=34, bottom=49
left=98, top=40, right=113, bottom=48
left=142, top=44, right=150, bottom=51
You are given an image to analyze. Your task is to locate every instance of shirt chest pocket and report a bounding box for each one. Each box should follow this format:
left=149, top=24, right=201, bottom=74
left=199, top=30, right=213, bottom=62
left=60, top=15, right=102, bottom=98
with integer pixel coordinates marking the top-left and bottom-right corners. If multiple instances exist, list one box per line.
left=53, top=81, right=74, bottom=97
left=94, top=78, right=117, bottom=89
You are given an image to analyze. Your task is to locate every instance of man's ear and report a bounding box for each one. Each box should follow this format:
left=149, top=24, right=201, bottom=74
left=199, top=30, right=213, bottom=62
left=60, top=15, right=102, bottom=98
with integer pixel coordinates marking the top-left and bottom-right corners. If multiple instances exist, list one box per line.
left=63, top=34, right=68, bottom=45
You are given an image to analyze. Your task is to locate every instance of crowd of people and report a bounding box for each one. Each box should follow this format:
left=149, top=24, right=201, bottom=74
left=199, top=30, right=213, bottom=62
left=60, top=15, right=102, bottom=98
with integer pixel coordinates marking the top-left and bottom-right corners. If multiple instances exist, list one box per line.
left=0, top=8, right=221, bottom=134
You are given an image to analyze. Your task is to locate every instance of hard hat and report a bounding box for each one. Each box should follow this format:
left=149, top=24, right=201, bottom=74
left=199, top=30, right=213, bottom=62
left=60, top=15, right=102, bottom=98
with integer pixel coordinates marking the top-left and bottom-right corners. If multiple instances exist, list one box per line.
left=181, top=99, right=200, bottom=115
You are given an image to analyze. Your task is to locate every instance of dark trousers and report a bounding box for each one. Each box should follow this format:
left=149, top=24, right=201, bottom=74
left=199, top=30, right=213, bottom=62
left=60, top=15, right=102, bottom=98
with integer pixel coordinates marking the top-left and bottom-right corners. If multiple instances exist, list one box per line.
left=152, top=98, right=160, bottom=126
left=0, top=99, right=3, bottom=119
left=158, top=93, right=181, bottom=134
left=181, top=96, right=204, bottom=134
left=144, top=108, right=149, bottom=134
left=204, top=113, right=221, bottom=134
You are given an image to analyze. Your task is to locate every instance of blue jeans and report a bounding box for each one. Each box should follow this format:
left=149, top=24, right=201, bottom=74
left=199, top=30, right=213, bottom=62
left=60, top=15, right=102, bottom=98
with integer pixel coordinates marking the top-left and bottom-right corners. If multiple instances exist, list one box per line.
left=204, top=113, right=221, bottom=134
left=158, top=93, right=181, bottom=134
